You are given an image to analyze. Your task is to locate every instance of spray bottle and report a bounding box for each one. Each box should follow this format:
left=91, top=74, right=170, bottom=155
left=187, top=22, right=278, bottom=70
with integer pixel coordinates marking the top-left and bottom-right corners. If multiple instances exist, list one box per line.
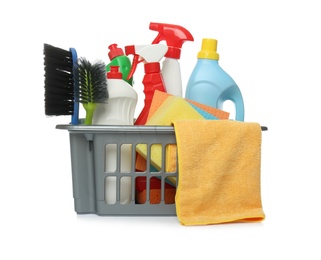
left=149, top=22, right=194, bottom=97
left=106, top=44, right=133, bottom=86
left=125, top=44, right=168, bottom=125
left=93, top=66, right=138, bottom=204
left=185, top=38, right=245, bottom=121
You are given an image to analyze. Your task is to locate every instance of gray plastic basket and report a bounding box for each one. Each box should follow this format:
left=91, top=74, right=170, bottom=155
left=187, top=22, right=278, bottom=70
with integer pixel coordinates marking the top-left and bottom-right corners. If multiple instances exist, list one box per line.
left=57, top=124, right=268, bottom=216
left=56, top=125, right=178, bottom=216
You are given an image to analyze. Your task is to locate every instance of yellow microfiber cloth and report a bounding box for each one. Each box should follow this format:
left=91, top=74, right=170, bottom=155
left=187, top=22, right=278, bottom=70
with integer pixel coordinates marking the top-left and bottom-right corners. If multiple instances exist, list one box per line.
left=173, top=119, right=265, bottom=226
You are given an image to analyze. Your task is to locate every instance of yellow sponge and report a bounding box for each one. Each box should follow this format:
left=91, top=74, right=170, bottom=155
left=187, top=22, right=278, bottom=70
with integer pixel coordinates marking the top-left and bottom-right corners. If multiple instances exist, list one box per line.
left=146, top=95, right=204, bottom=126
left=147, top=90, right=230, bottom=121
left=136, top=96, right=204, bottom=185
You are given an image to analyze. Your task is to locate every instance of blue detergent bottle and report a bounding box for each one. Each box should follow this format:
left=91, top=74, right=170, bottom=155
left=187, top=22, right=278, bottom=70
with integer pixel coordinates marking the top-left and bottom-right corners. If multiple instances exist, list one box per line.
left=185, top=38, right=245, bottom=121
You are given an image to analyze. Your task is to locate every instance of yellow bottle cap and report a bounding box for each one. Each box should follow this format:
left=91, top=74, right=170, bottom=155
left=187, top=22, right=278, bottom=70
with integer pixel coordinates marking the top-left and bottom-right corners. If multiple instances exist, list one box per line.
left=197, top=38, right=219, bottom=60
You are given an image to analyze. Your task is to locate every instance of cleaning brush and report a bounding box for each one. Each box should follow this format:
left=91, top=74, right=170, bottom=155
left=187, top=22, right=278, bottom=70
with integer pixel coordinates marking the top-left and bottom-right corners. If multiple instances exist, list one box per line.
left=74, top=57, right=108, bottom=125
left=43, top=43, right=79, bottom=124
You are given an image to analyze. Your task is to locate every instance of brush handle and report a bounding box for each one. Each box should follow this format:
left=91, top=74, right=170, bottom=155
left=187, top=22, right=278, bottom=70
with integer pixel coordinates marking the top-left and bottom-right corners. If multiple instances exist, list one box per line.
left=70, top=48, right=79, bottom=125
left=83, top=103, right=96, bottom=125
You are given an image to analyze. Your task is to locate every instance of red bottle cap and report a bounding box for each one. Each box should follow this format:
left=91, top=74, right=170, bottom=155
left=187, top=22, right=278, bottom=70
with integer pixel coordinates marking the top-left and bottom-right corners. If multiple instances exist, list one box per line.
left=107, top=66, right=122, bottom=79
left=144, top=62, right=161, bottom=73
left=108, top=44, right=124, bottom=60
left=150, top=22, right=194, bottom=59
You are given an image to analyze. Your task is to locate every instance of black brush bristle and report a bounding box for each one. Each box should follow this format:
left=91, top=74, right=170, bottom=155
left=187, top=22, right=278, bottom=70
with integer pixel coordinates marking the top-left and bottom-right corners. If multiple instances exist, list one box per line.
left=43, top=43, right=74, bottom=116
left=74, top=57, right=108, bottom=104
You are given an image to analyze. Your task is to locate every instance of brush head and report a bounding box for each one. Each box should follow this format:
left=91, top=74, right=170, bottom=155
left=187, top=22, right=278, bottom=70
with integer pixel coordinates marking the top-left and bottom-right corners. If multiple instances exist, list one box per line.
left=43, top=43, right=75, bottom=116
left=74, top=57, right=108, bottom=104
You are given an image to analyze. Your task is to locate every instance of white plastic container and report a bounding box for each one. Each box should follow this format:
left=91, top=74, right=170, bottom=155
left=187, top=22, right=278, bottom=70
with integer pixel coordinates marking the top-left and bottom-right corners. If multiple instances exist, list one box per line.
left=93, top=66, right=138, bottom=204
left=149, top=22, right=194, bottom=97
left=161, top=57, right=183, bottom=96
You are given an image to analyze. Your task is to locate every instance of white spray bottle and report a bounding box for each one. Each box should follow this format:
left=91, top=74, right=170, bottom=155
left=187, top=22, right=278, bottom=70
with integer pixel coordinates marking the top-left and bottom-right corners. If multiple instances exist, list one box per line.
left=93, top=66, right=138, bottom=204
left=149, top=22, right=194, bottom=97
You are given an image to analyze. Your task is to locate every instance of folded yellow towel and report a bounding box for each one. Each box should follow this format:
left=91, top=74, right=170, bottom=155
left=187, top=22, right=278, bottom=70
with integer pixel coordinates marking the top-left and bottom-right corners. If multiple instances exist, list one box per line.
left=173, top=119, right=265, bottom=226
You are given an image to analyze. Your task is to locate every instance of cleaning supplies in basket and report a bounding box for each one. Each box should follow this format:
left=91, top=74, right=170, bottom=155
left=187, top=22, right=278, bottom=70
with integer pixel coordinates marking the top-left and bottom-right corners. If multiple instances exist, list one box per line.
left=47, top=21, right=267, bottom=221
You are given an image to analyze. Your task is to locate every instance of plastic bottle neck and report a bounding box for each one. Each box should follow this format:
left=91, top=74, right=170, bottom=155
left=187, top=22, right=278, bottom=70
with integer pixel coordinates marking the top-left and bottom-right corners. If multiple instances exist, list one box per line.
left=165, top=47, right=181, bottom=59
left=144, top=62, right=161, bottom=73
left=198, top=58, right=219, bottom=64
left=107, top=66, right=122, bottom=79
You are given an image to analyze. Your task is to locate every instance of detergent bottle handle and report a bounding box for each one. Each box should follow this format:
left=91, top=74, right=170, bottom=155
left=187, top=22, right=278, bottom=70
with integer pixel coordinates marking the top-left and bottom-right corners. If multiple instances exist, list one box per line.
left=234, top=97, right=245, bottom=121
left=218, top=85, right=245, bottom=121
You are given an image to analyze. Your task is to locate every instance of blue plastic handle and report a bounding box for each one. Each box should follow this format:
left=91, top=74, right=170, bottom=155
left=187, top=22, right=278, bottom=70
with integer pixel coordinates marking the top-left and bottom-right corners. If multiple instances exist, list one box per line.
left=70, top=48, right=79, bottom=125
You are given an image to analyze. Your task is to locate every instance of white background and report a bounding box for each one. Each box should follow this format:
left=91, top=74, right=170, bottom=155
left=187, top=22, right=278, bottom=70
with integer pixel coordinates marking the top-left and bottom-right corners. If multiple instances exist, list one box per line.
left=1, top=0, right=320, bottom=259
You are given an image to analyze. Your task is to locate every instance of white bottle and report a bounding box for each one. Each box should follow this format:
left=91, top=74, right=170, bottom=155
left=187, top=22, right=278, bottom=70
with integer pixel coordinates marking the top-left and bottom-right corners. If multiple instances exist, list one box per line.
left=149, top=22, right=194, bottom=97
left=93, top=66, right=138, bottom=204
left=161, top=58, right=182, bottom=96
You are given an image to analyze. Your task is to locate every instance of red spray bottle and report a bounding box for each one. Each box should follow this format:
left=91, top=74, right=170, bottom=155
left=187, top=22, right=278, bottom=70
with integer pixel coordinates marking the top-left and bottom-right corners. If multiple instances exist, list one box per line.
left=149, top=22, right=194, bottom=97
left=125, top=44, right=168, bottom=125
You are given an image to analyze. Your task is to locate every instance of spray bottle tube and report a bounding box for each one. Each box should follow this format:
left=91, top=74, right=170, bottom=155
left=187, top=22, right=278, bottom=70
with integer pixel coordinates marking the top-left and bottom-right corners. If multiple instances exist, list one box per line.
left=149, top=22, right=194, bottom=97
left=125, top=44, right=168, bottom=125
